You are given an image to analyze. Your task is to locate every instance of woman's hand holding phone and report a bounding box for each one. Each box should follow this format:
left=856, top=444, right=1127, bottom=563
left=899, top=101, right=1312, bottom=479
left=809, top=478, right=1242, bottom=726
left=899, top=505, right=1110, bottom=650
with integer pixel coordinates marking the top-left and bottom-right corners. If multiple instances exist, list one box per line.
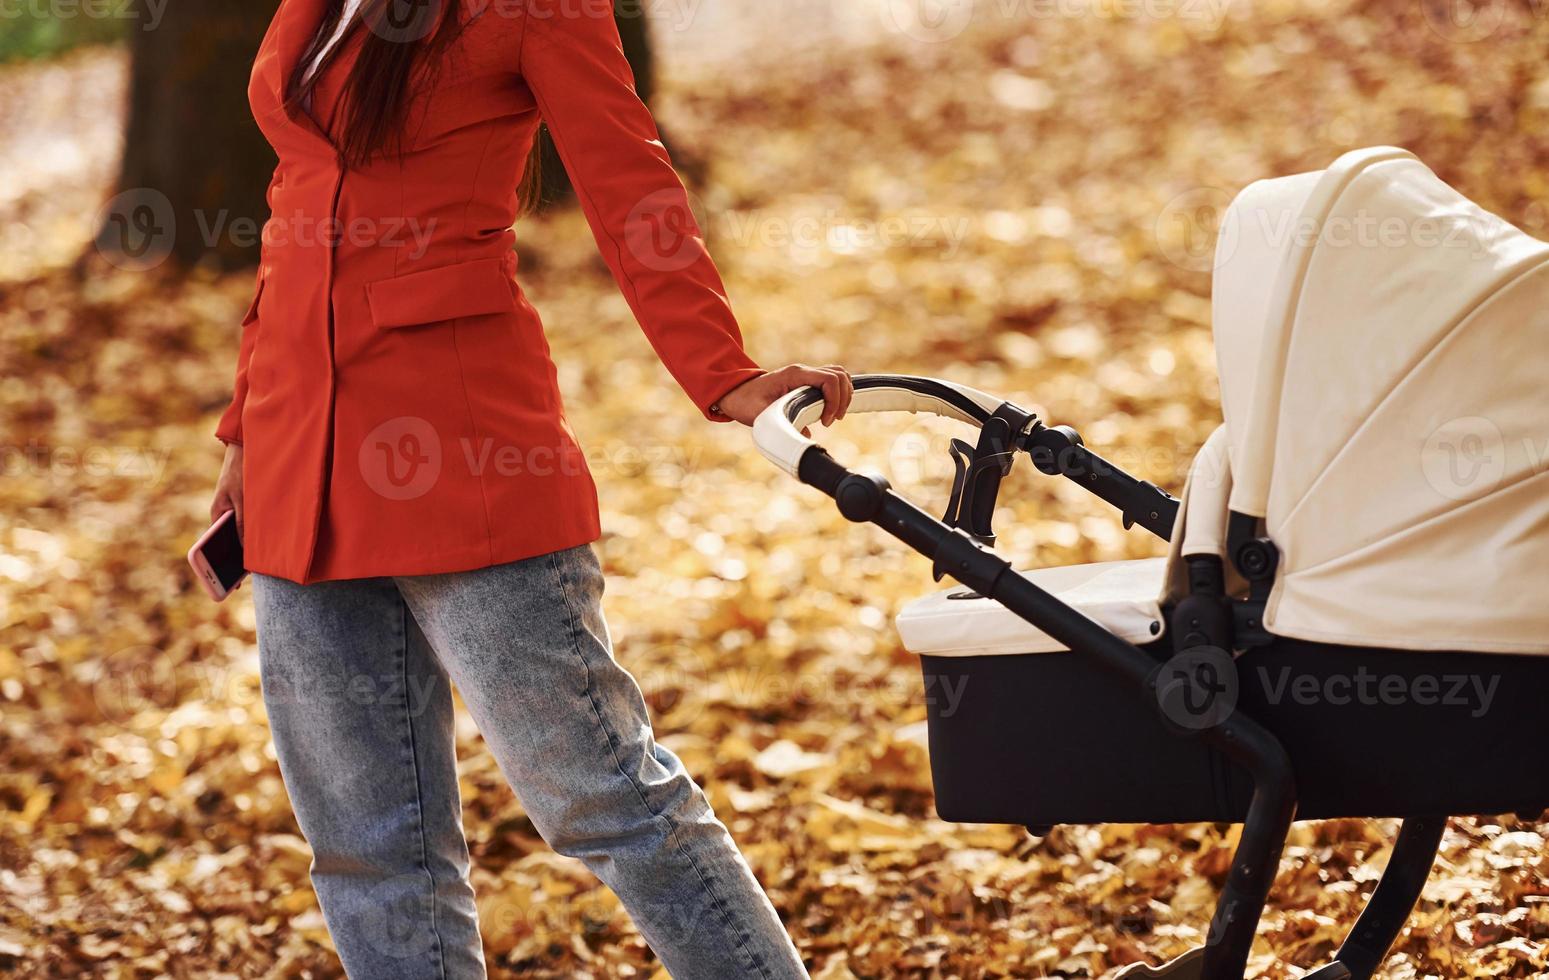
left=211, top=443, right=244, bottom=540
left=191, top=444, right=248, bottom=602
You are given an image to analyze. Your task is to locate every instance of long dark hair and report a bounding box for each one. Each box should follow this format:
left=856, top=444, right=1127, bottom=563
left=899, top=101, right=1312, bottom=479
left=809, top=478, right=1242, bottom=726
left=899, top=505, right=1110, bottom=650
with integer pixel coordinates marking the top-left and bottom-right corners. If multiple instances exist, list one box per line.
left=285, top=0, right=543, bottom=209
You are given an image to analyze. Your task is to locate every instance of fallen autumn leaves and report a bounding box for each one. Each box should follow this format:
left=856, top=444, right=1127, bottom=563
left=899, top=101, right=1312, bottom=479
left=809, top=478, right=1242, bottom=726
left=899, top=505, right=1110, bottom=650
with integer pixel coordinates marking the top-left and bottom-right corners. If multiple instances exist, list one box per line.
left=4, top=0, right=1549, bottom=975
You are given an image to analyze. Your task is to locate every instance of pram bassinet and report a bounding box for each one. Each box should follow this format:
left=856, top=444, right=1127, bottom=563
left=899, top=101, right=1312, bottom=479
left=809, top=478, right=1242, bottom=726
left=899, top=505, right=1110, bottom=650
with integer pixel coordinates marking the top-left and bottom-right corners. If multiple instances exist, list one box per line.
left=753, top=147, right=1549, bottom=979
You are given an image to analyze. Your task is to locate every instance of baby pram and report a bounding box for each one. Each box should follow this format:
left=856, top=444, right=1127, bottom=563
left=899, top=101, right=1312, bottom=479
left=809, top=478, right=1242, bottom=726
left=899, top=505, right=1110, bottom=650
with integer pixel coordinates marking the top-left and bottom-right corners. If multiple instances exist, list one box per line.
left=753, top=147, right=1549, bottom=979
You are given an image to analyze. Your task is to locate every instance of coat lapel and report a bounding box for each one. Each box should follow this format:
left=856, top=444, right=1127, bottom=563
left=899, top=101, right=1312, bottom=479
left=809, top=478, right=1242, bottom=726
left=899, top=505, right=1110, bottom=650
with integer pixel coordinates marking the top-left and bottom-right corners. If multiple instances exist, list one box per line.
left=252, top=0, right=348, bottom=151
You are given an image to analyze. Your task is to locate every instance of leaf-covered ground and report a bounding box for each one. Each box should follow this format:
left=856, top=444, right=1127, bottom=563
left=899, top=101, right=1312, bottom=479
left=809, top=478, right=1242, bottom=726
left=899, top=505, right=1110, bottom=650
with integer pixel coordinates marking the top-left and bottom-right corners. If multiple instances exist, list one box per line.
left=3, top=1, right=1548, bottom=976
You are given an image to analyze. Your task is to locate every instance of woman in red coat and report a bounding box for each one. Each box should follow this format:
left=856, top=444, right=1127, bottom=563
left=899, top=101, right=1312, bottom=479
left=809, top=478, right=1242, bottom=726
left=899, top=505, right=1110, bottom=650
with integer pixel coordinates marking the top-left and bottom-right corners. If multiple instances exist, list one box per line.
left=209, top=1, right=850, bottom=975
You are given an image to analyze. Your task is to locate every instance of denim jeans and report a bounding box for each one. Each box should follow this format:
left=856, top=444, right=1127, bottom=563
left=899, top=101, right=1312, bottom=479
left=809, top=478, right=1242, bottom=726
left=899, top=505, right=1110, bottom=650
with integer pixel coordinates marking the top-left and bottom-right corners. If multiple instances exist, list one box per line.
left=252, top=544, right=807, bottom=979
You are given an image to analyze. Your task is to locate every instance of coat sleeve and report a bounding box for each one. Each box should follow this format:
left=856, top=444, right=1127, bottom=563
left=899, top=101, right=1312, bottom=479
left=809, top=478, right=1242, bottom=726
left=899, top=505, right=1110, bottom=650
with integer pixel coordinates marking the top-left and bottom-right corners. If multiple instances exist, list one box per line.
left=518, top=3, right=765, bottom=420
left=214, top=167, right=282, bottom=446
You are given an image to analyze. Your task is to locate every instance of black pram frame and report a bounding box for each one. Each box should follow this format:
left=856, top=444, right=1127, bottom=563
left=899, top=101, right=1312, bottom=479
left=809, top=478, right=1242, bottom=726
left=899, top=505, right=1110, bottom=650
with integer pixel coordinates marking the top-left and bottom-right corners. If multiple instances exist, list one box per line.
left=771, top=374, right=1549, bottom=980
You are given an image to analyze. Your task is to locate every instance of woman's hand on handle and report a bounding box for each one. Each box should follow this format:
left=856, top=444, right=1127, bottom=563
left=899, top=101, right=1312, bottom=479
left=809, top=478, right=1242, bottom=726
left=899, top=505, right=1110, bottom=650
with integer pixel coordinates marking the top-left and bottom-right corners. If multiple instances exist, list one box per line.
left=211, top=443, right=245, bottom=541
left=714, top=364, right=853, bottom=427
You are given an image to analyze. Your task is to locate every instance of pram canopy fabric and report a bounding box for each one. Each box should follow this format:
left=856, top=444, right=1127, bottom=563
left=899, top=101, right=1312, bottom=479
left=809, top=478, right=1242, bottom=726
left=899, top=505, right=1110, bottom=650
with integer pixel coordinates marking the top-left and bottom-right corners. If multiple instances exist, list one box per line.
left=1213, top=147, right=1549, bottom=654
left=892, top=147, right=1548, bottom=661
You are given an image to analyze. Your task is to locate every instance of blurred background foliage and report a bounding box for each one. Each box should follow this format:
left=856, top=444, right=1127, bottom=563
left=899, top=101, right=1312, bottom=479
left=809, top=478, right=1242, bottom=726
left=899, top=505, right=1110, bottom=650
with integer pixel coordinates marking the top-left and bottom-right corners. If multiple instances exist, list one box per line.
left=2, top=0, right=1548, bottom=976
left=0, top=6, right=125, bottom=63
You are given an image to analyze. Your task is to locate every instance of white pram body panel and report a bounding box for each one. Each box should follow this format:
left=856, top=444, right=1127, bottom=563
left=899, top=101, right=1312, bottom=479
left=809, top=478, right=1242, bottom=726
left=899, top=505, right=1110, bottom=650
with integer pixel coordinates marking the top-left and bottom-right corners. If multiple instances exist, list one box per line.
left=898, top=426, right=1231, bottom=657
left=895, top=557, right=1168, bottom=657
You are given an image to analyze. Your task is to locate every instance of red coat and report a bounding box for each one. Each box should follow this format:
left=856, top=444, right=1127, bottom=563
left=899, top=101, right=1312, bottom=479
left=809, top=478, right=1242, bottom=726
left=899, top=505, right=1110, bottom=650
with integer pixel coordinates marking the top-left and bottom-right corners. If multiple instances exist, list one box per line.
left=218, top=0, right=764, bottom=583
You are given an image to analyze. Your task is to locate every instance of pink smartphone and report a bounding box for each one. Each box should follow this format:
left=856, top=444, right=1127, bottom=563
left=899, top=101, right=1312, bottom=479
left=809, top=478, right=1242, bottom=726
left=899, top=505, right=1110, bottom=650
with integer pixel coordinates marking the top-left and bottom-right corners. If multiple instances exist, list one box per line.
left=188, top=510, right=248, bottom=601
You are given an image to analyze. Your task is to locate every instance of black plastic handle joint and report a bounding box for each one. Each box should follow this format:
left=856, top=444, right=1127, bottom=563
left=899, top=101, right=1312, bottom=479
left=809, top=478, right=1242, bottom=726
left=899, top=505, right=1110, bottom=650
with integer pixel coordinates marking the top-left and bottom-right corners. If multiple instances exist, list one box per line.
left=931, top=528, right=1012, bottom=592
left=834, top=473, right=891, bottom=523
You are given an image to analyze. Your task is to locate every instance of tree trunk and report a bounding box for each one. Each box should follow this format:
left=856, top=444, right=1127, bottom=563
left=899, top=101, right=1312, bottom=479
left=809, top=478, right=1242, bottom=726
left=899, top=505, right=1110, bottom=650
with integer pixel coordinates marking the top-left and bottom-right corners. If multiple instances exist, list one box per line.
left=96, top=0, right=278, bottom=272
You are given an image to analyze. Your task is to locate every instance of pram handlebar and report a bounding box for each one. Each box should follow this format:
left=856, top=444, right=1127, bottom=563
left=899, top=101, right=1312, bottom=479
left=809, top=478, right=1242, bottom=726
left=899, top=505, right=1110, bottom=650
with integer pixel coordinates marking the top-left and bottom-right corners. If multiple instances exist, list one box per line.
left=754, top=375, right=1180, bottom=539
left=753, top=374, right=1006, bottom=477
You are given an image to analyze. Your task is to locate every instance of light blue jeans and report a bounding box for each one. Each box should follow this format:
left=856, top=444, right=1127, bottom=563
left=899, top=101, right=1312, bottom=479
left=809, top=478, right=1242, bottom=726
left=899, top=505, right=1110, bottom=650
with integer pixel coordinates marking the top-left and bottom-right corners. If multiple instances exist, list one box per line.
left=252, top=544, right=807, bottom=979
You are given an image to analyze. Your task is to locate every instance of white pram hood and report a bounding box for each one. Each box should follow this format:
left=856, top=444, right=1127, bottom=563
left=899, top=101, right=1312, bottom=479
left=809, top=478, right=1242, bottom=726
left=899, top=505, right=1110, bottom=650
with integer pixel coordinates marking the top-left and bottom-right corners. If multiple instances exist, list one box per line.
left=898, top=148, right=1549, bottom=660
left=1215, top=146, right=1549, bottom=653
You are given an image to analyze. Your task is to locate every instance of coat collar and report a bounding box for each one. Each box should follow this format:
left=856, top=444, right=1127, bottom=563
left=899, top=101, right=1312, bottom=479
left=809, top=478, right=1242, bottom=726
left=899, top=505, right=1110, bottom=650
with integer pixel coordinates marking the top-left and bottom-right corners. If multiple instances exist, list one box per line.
left=253, top=0, right=355, bottom=152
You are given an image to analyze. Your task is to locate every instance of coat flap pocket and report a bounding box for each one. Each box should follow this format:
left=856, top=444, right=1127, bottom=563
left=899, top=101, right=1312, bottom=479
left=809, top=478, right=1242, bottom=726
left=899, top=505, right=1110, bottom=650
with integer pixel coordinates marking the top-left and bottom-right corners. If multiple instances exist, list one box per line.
left=366, top=257, right=517, bottom=329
